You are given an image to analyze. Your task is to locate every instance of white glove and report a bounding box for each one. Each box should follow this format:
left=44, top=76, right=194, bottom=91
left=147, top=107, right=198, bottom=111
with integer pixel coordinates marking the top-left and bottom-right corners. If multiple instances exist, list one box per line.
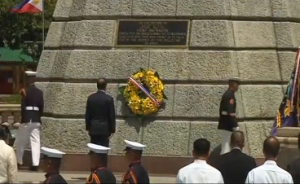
left=233, top=127, right=239, bottom=131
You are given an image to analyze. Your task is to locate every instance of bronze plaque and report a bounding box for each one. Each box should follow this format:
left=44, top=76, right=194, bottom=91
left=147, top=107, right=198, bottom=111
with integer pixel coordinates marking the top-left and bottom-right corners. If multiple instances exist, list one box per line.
left=116, top=20, right=189, bottom=47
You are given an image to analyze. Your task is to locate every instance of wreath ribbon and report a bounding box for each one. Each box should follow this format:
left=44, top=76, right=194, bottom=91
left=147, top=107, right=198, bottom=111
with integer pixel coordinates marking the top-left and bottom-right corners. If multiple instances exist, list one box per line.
left=128, top=77, right=160, bottom=107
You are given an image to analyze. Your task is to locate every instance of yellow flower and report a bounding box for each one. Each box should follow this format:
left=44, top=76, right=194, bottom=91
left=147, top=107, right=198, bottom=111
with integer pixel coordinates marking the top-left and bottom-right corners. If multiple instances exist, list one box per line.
left=147, top=70, right=155, bottom=76
left=133, top=72, right=144, bottom=79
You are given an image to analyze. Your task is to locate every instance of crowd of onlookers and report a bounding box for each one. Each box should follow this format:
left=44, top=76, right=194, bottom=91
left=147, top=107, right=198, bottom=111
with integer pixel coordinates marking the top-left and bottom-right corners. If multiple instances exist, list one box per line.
left=177, top=130, right=298, bottom=183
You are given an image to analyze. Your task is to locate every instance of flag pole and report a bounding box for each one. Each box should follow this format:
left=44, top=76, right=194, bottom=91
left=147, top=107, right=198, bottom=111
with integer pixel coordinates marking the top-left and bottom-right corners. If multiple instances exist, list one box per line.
left=42, top=0, right=45, bottom=50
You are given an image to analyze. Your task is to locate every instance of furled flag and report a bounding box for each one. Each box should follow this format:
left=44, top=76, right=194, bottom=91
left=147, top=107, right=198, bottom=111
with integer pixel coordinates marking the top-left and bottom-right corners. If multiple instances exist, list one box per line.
left=10, top=0, right=43, bottom=13
left=271, top=48, right=300, bottom=135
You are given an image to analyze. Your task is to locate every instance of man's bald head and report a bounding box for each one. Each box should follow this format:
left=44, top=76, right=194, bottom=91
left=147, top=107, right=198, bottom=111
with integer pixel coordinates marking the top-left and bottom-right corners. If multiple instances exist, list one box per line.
left=263, top=136, right=280, bottom=158
left=230, top=131, right=245, bottom=149
left=97, top=78, right=107, bottom=90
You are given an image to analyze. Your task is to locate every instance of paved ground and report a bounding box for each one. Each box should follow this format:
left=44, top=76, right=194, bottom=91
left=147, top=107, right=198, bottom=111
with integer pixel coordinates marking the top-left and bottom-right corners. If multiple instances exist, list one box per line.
left=17, top=171, right=176, bottom=183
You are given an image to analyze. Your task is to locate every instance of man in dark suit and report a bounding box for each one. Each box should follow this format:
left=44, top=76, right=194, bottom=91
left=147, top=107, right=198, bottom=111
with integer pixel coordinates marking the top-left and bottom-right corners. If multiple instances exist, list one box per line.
left=16, top=71, right=44, bottom=171
left=215, top=131, right=256, bottom=183
left=85, top=78, right=116, bottom=148
left=287, top=132, right=300, bottom=183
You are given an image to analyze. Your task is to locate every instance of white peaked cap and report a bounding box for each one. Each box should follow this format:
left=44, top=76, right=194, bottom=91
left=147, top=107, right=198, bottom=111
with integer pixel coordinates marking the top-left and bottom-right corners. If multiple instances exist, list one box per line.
left=87, top=143, right=111, bottom=154
left=124, top=140, right=146, bottom=151
left=228, top=77, right=240, bottom=82
left=41, top=147, right=65, bottom=159
left=25, top=71, right=37, bottom=76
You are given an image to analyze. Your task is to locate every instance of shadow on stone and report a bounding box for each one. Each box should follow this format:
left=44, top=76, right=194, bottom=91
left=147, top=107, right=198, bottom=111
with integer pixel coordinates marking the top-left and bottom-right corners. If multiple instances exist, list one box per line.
left=117, top=95, right=132, bottom=117
left=207, top=144, right=221, bottom=167
left=117, top=94, right=161, bottom=131
left=123, top=117, right=144, bottom=133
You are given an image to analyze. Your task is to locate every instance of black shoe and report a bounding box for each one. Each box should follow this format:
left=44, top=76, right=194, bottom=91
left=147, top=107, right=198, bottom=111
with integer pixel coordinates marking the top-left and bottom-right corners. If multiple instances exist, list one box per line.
left=29, top=166, right=39, bottom=172
left=17, top=164, right=22, bottom=170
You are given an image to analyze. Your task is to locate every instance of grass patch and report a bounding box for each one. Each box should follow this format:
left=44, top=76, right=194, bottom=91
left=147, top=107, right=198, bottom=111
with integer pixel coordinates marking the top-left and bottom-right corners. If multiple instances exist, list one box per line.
left=0, top=95, right=21, bottom=104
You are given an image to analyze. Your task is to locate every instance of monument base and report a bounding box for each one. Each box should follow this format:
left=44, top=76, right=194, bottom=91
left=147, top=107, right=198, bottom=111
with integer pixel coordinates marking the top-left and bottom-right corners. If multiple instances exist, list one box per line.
left=276, top=127, right=300, bottom=170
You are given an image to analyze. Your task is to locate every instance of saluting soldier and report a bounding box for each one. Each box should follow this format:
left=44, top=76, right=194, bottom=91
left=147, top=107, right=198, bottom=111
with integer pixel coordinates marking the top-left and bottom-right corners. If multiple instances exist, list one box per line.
left=86, top=143, right=116, bottom=184
left=41, top=147, right=68, bottom=184
left=122, top=140, right=149, bottom=184
left=16, top=70, right=44, bottom=171
left=218, top=77, right=240, bottom=155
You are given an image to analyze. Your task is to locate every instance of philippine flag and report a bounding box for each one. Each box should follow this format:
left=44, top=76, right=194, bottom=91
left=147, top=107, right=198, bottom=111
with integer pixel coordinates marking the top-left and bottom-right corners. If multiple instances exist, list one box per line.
left=10, top=0, right=43, bottom=13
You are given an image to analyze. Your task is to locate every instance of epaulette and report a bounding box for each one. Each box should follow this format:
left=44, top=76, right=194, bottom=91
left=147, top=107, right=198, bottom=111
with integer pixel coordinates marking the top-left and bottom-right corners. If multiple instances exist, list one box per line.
left=122, top=170, right=138, bottom=184
left=86, top=173, right=101, bottom=184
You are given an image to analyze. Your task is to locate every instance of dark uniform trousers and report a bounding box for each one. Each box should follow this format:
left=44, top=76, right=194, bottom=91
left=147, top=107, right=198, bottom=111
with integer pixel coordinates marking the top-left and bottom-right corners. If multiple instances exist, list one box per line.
left=86, top=167, right=116, bottom=184
left=122, top=161, right=149, bottom=184
left=90, top=136, right=109, bottom=147
left=218, top=89, right=238, bottom=155
left=43, top=172, right=68, bottom=184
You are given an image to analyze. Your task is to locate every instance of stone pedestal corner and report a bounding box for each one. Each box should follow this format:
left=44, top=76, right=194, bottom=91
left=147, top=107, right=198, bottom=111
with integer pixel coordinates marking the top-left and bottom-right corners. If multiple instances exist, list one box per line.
left=276, top=127, right=300, bottom=169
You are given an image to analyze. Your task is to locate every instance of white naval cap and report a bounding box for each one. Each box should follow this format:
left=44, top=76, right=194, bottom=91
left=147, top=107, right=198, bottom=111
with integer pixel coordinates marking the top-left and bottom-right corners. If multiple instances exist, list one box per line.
left=124, top=140, right=146, bottom=151
left=87, top=143, right=111, bottom=154
left=25, top=71, right=37, bottom=76
left=228, top=77, right=240, bottom=82
left=41, top=147, right=65, bottom=159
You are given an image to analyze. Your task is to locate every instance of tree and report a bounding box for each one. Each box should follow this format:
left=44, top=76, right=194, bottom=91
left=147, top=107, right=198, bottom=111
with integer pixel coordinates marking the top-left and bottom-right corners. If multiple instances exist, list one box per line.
left=0, top=0, right=57, bottom=60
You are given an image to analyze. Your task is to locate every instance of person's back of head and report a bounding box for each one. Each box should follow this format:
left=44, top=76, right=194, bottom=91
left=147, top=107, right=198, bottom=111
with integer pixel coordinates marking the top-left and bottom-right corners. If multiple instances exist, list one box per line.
left=230, top=131, right=245, bottom=150
left=263, top=136, right=280, bottom=159
left=97, top=78, right=107, bottom=90
left=193, top=138, right=210, bottom=159
left=0, top=126, right=6, bottom=140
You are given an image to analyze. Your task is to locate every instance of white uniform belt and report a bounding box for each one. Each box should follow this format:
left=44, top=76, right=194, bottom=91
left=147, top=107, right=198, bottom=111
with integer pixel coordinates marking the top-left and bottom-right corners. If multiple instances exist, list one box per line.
left=221, top=111, right=235, bottom=115
left=25, top=106, right=39, bottom=111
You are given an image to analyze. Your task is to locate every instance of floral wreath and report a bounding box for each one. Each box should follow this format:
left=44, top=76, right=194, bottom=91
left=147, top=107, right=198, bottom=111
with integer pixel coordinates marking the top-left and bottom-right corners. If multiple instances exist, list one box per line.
left=118, top=68, right=167, bottom=117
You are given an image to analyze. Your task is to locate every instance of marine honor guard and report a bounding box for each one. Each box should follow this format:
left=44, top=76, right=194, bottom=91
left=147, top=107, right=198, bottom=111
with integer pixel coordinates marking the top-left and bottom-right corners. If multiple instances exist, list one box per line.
left=86, top=143, right=116, bottom=184
left=218, top=77, right=240, bottom=155
left=41, top=147, right=68, bottom=184
left=122, top=140, right=149, bottom=184
left=16, top=70, right=44, bottom=171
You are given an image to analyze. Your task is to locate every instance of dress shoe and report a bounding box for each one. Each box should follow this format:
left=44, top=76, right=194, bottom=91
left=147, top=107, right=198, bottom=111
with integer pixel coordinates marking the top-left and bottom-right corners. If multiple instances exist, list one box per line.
left=29, top=166, right=39, bottom=172
left=17, top=164, right=22, bottom=170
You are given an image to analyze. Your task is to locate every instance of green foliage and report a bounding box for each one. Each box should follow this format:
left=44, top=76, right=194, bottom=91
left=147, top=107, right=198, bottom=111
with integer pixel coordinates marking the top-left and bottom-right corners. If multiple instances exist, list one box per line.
left=154, top=71, right=160, bottom=78
left=0, top=0, right=57, bottom=59
left=136, top=114, right=145, bottom=123
left=118, top=86, right=126, bottom=95
left=0, top=95, right=21, bottom=104
left=163, top=92, right=168, bottom=100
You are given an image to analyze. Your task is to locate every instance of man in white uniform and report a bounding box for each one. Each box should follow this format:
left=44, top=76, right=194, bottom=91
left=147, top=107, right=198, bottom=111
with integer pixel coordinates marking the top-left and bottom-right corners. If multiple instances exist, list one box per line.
left=176, top=138, right=224, bottom=184
left=245, top=136, right=293, bottom=183
left=0, top=127, right=17, bottom=183
left=16, top=71, right=44, bottom=171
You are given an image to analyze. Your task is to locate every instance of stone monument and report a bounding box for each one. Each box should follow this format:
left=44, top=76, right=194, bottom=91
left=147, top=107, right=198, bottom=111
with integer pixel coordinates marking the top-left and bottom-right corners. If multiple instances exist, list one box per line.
left=35, top=0, right=300, bottom=174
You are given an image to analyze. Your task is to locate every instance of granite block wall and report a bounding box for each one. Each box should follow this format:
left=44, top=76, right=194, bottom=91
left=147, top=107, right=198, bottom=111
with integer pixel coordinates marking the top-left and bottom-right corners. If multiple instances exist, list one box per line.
left=36, top=0, right=300, bottom=158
